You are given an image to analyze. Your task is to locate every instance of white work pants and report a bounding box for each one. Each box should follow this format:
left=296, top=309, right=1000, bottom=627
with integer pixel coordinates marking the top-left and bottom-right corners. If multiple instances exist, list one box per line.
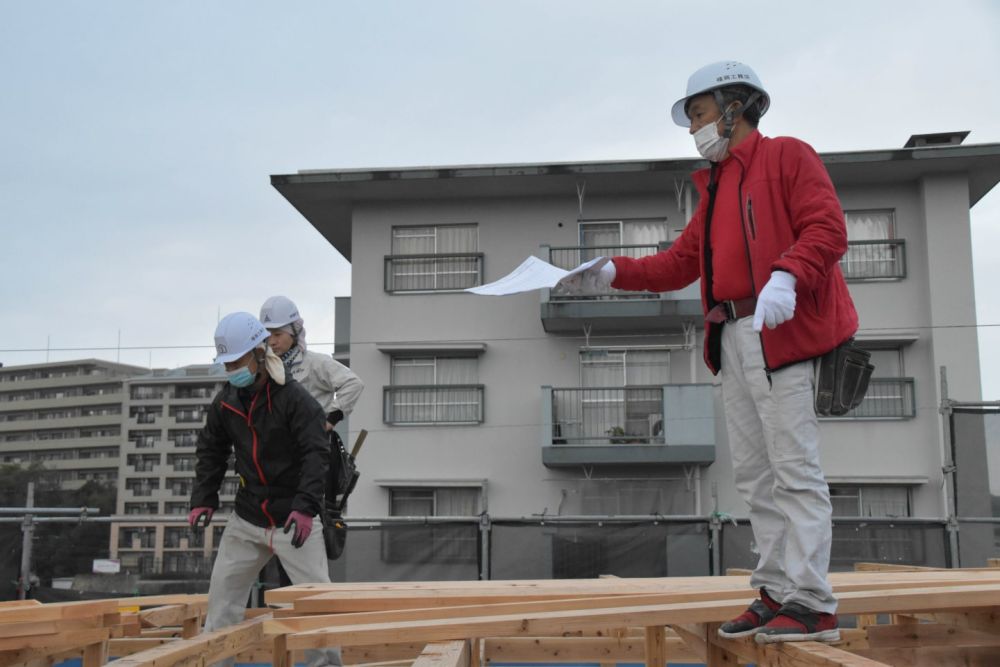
left=721, top=317, right=837, bottom=614
left=204, top=513, right=342, bottom=667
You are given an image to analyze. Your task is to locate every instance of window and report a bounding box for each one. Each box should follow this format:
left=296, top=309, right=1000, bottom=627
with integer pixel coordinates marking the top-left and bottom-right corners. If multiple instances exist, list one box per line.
left=385, top=224, right=482, bottom=292
left=383, top=487, right=480, bottom=564
left=830, top=484, right=919, bottom=567
left=830, top=485, right=910, bottom=518
left=169, top=430, right=199, bottom=447
left=841, top=210, right=905, bottom=280
left=384, top=357, right=483, bottom=424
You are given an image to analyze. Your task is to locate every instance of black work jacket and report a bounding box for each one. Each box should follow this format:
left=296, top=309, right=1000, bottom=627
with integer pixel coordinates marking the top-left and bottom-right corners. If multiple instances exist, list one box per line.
left=190, top=378, right=329, bottom=528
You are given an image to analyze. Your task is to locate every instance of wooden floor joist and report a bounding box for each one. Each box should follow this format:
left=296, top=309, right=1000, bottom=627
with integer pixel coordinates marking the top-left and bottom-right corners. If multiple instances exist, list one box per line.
left=2, top=570, right=1000, bottom=665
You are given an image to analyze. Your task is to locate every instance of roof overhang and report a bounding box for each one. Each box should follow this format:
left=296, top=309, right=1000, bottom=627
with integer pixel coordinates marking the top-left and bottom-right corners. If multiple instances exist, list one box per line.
left=272, top=141, right=1000, bottom=262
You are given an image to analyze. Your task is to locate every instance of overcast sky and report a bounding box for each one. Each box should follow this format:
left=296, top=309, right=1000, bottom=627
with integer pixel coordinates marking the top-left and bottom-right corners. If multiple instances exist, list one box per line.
left=2, top=0, right=1000, bottom=399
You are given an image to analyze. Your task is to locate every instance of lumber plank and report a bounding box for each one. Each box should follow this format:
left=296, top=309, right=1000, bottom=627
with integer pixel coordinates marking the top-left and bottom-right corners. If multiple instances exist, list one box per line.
left=285, top=582, right=1000, bottom=650
left=412, top=640, right=469, bottom=667
left=268, top=568, right=1000, bottom=607
left=928, top=608, right=1000, bottom=634
left=667, top=623, right=707, bottom=662
left=643, top=626, right=664, bottom=667
left=0, top=599, right=118, bottom=625
left=284, top=570, right=1000, bottom=613
left=855, top=645, right=1000, bottom=666
left=481, top=636, right=693, bottom=663
left=81, top=640, right=108, bottom=667
left=108, top=638, right=176, bottom=657
left=110, top=614, right=269, bottom=667
left=776, top=641, right=891, bottom=666
left=866, top=622, right=1000, bottom=648
left=0, top=628, right=111, bottom=653
left=853, top=562, right=941, bottom=572
left=113, top=595, right=209, bottom=608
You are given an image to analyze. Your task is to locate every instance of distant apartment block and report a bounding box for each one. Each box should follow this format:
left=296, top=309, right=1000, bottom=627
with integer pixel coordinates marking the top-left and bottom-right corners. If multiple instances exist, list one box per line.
left=109, top=365, right=236, bottom=575
left=0, top=359, right=146, bottom=491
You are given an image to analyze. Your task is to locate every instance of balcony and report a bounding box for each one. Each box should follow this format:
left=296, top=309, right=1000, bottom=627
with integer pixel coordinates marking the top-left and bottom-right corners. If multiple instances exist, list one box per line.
left=384, top=253, right=484, bottom=293
left=541, top=384, right=716, bottom=467
left=840, top=240, right=906, bottom=281
left=383, top=385, right=485, bottom=425
left=824, top=378, right=916, bottom=420
left=541, top=244, right=701, bottom=333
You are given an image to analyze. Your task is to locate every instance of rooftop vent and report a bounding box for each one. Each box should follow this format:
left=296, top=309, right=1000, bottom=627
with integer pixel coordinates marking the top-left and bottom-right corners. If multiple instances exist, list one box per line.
left=904, top=131, right=969, bottom=149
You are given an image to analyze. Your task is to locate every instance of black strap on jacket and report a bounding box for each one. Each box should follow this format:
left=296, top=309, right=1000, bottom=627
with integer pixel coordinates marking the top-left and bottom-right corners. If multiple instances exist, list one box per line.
left=701, top=164, right=725, bottom=371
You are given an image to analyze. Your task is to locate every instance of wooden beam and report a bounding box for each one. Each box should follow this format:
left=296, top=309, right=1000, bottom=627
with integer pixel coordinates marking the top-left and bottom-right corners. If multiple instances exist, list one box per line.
left=481, top=636, right=697, bottom=663
left=108, top=638, right=176, bottom=657
left=81, top=640, right=108, bottom=667
left=856, top=645, right=1000, bottom=665
left=286, top=582, right=1000, bottom=650
left=643, top=626, right=664, bottom=667
left=411, top=641, right=470, bottom=667
left=929, top=608, right=1000, bottom=634
left=110, top=614, right=269, bottom=667
left=0, top=628, right=111, bottom=654
left=776, top=641, right=892, bottom=666
left=113, top=595, right=209, bottom=609
left=866, top=622, right=1000, bottom=648
left=667, top=623, right=707, bottom=662
left=853, top=562, right=942, bottom=572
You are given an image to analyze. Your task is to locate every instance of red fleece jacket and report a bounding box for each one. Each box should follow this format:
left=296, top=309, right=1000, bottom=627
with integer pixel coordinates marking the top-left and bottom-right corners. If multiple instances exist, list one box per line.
left=612, top=130, right=858, bottom=373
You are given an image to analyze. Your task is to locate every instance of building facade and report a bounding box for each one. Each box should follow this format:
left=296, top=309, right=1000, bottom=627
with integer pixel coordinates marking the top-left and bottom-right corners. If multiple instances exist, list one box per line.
left=273, top=132, right=1000, bottom=571
left=0, top=359, right=146, bottom=491
left=109, top=365, right=236, bottom=575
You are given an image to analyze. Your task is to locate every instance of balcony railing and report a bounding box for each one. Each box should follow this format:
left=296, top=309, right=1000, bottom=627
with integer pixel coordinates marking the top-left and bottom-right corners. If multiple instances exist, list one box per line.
left=548, top=244, right=664, bottom=301
left=384, top=253, right=484, bottom=293
left=551, top=386, right=666, bottom=445
left=826, top=378, right=916, bottom=419
left=383, top=385, right=485, bottom=425
left=542, top=384, right=715, bottom=466
left=840, top=240, right=906, bottom=280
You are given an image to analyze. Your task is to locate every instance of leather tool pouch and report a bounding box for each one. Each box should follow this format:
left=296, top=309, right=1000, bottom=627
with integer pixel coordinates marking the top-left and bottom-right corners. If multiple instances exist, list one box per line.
left=322, top=508, right=347, bottom=561
left=814, top=339, right=875, bottom=416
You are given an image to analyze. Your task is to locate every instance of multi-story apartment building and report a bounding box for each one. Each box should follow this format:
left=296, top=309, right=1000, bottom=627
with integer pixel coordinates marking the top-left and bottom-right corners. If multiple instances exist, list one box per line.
left=273, top=131, right=1000, bottom=571
left=109, top=365, right=235, bottom=575
left=0, top=359, right=146, bottom=491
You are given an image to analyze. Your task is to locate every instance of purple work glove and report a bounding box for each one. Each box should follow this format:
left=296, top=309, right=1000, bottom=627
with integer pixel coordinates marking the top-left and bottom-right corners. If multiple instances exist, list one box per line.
left=188, top=507, right=214, bottom=528
left=283, top=510, right=313, bottom=548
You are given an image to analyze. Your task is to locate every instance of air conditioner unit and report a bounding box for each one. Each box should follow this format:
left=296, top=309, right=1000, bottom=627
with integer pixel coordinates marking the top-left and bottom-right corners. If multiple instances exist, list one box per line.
left=647, top=413, right=664, bottom=438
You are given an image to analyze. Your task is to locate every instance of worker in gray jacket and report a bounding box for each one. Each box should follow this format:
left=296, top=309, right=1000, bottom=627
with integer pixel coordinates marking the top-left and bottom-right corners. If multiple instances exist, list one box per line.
left=260, top=295, right=364, bottom=431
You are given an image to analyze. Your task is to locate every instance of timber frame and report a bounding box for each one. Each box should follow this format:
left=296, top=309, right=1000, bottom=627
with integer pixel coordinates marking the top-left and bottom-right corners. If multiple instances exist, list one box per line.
left=6, top=563, right=1000, bottom=667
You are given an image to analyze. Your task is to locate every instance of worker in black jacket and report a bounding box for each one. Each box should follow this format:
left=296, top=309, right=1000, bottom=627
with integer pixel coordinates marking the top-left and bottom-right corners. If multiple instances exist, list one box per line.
left=189, top=311, right=341, bottom=667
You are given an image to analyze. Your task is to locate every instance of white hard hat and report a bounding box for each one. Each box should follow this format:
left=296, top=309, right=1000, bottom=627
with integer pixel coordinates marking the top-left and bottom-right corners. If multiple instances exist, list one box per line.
left=214, top=312, right=269, bottom=363
left=670, top=61, right=770, bottom=128
left=259, top=295, right=301, bottom=328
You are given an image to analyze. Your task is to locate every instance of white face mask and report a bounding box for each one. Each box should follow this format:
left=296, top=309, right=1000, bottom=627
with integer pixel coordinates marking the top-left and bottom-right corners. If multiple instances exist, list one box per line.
left=693, top=117, right=729, bottom=162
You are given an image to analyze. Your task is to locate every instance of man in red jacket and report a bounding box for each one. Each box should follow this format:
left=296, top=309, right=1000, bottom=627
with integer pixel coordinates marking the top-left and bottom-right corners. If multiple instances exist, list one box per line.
left=558, top=61, right=857, bottom=644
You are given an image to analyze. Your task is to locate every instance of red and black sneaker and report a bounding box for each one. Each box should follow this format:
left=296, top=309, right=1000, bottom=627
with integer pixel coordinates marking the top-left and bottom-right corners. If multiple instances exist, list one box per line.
left=755, top=601, right=840, bottom=644
left=717, top=588, right=782, bottom=639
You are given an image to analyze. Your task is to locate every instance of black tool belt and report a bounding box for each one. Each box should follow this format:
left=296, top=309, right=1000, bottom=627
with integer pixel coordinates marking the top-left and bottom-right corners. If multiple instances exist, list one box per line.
left=706, top=297, right=757, bottom=324
left=814, top=339, right=875, bottom=416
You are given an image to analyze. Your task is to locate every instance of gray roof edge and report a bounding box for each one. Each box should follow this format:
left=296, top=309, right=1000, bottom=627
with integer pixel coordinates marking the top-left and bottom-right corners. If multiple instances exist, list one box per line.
left=270, top=140, right=1000, bottom=185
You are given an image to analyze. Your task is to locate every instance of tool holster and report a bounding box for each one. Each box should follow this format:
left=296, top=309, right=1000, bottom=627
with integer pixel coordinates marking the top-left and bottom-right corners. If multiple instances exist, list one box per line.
left=814, top=339, right=875, bottom=417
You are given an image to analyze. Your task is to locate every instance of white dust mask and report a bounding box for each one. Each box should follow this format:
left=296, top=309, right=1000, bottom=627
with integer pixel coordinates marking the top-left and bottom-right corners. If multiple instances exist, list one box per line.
left=693, top=117, right=730, bottom=162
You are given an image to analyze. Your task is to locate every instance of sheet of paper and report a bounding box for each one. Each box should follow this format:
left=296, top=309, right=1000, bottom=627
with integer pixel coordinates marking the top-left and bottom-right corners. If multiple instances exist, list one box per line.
left=465, top=255, right=607, bottom=296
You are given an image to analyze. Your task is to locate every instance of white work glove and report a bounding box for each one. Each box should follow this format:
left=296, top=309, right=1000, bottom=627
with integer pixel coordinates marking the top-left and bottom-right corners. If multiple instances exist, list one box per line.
left=554, top=259, right=617, bottom=295
left=752, top=270, right=797, bottom=332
